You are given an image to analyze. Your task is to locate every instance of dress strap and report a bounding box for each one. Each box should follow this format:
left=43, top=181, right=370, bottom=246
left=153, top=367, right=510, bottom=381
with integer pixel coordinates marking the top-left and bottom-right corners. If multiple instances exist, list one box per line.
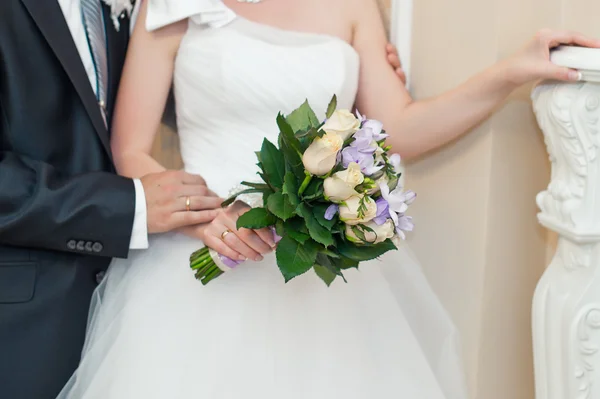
left=145, top=0, right=236, bottom=32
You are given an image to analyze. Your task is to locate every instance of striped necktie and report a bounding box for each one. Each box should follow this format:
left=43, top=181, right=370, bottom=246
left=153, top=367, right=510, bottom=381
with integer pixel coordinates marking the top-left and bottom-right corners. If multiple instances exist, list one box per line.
left=80, top=0, right=108, bottom=126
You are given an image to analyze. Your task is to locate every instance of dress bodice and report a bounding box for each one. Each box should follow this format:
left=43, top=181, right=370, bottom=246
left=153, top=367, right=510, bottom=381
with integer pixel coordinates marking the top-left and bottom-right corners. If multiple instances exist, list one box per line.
left=151, top=1, right=360, bottom=196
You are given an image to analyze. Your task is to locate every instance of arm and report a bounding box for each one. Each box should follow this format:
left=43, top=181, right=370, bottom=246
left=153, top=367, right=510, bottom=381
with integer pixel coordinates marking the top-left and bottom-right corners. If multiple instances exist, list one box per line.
left=352, top=0, right=600, bottom=160
left=0, top=106, right=136, bottom=258
left=110, top=0, right=183, bottom=178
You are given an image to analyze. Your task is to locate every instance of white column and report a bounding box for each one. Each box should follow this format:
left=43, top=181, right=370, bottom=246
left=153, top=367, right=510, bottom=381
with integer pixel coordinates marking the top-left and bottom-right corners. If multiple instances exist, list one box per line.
left=532, top=46, right=600, bottom=399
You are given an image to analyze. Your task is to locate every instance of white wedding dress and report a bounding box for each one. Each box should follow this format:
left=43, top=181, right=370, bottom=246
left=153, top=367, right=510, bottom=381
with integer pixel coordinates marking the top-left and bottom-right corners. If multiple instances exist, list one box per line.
left=58, top=1, right=468, bottom=398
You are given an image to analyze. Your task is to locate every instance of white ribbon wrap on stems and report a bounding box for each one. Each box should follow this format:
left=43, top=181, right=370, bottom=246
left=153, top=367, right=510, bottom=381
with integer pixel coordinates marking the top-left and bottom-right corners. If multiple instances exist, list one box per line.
left=208, top=248, right=236, bottom=272
left=226, top=184, right=264, bottom=209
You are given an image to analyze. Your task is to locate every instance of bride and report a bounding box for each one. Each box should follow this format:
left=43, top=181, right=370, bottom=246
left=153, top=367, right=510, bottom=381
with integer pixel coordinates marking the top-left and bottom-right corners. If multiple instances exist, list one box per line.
left=58, top=0, right=598, bottom=398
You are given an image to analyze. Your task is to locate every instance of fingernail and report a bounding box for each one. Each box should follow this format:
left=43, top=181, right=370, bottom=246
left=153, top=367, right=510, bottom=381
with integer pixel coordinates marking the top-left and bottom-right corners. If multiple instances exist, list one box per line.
left=255, top=255, right=263, bottom=262
left=238, top=255, right=247, bottom=261
left=569, top=70, right=582, bottom=81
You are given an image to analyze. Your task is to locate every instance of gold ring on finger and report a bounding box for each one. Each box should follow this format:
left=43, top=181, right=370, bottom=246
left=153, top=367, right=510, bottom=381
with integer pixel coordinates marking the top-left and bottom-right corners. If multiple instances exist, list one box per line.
left=221, top=229, right=232, bottom=240
left=185, top=196, right=191, bottom=212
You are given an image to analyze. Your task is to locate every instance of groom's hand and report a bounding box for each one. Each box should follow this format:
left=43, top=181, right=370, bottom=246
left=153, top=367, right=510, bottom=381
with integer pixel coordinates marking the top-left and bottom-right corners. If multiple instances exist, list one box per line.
left=141, top=171, right=222, bottom=234
left=386, top=43, right=406, bottom=85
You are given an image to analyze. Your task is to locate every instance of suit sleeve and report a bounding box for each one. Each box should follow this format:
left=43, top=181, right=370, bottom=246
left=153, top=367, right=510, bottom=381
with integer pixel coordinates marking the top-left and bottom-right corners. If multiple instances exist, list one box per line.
left=0, top=89, right=136, bottom=258
left=0, top=150, right=136, bottom=258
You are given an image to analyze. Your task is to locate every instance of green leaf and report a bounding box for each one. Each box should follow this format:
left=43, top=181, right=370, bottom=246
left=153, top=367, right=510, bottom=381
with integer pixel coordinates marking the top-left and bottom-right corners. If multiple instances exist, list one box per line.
left=296, top=203, right=334, bottom=247
left=286, top=100, right=320, bottom=132
left=336, top=238, right=397, bottom=262
left=277, top=114, right=302, bottom=153
left=282, top=172, right=300, bottom=207
left=325, top=95, right=337, bottom=119
left=267, top=192, right=296, bottom=221
left=276, top=236, right=318, bottom=282
left=301, top=179, right=324, bottom=201
left=314, top=264, right=337, bottom=286
left=283, top=218, right=311, bottom=244
left=221, top=188, right=264, bottom=207
left=260, top=139, right=285, bottom=189
left=316, top=253, right=346, bottom=284
left=297, top=127, right=327, bottom=152
left=236, top=208, right=277, bottom=230
left=350, top=225, right=368, bottom=243
left=331, top=256, right=359, bottom=270
left=313, top=203, right=337, bottom=230
left=277, top=114, right=305, bottom=176
left=319, top=248, right=341, bottom=258
left=241, top=181, right=271, bottom=191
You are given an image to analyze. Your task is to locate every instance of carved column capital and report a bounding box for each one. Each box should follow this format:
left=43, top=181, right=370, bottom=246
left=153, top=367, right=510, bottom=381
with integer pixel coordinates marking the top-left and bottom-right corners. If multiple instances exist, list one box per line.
left=532, top=46, right=600, bottom=242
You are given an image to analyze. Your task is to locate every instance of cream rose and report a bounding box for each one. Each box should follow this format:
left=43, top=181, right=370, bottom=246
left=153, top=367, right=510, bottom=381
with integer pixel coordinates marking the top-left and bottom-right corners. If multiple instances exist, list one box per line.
left=322, top=109, right=361, bottom=141
left=323, top=162, right=364, bottom=203
left=302, top=132, right=343, bottom=176
left=339, top=195, right=377, bottom=225
left=345, top=219, right=396, bottom=244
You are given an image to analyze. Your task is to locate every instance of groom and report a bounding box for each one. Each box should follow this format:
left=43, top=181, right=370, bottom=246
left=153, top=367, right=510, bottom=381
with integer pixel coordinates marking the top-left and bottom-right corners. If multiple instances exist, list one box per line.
left=0, top=1, right=406, bottom=398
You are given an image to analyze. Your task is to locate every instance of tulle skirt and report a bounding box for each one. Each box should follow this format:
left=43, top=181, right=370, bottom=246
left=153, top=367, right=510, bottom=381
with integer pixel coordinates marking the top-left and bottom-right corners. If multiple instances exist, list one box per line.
left=57, top=232, right=468, bottom=399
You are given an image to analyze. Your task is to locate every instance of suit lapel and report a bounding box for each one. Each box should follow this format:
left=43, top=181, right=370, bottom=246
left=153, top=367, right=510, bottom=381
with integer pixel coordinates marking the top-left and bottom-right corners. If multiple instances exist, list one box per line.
left=20, top=0, right=113, bottom=162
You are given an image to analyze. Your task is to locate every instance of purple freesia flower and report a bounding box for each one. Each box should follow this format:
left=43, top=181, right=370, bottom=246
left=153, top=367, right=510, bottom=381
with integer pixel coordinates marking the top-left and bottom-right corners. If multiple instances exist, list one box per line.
left=324, top=204, right=339, bottom=221
left=380, top=183, right=417, bottom=236
left=380, top=183, right=409, bottom=215
left=373, top=197, right=390, bottom=225
left=270, top=226, right=283, bottom=244
left=355, top=110, right=367, bottom=124
left=351, top=129, right=378, bottom=154
left=395, top=214, right=414, bottom=239
left=403, top=190, right=416, bottom=205
left=389, top=153, right=402, bottom=174
left=342, top=146, right=383, bottom=176
left=362, top=120, right=388, bottom=141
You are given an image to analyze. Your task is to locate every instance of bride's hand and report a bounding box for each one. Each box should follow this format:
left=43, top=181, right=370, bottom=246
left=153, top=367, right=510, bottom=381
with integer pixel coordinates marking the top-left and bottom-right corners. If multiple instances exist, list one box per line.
left=189, top=201, right=276, bottom=262
left=502, top=29, right=600, bottom=86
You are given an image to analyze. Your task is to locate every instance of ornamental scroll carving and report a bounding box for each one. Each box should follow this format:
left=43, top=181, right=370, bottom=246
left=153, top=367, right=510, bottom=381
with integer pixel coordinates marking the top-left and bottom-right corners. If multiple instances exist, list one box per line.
left=532, top=82, right=600, bottom=233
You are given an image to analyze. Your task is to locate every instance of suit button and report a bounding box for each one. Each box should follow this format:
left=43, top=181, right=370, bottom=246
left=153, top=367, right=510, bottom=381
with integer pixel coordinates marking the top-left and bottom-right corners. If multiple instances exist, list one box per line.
left=85, top=242, right=94, bottom=252
left=92, top=242, right=103, bottom=253
left=67, top=240, right=77, bottom=250
left=95, top=271, right=106, bottom=284
left=76, top=241, right=85, bottom=251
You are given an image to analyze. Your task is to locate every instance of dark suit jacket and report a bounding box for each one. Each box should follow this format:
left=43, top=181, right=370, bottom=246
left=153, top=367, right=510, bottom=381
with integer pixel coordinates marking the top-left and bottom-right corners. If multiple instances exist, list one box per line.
left=0, top=1, right=136, bottom=398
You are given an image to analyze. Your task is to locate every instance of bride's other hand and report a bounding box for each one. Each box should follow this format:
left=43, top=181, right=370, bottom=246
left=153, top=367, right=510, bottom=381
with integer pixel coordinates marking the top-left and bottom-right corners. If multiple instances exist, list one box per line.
left=501, top=30, right=600, bottom=85
left=191, top=201, right=275, bottom=262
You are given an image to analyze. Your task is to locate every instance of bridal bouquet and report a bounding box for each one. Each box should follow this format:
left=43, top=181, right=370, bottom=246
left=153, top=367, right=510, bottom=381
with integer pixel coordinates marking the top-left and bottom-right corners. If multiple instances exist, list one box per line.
left=190, top=96, right=415, bottom=285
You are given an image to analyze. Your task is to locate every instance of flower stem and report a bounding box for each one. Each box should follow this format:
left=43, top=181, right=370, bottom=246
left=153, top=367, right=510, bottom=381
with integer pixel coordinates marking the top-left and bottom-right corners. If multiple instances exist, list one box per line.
left=190, top=246, right=225, bottom=285
left=191, top=255, right=212, bottom=271
left=201, top=267, right=224, bottom=285
left=298, top=173, right=313, bottom=196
